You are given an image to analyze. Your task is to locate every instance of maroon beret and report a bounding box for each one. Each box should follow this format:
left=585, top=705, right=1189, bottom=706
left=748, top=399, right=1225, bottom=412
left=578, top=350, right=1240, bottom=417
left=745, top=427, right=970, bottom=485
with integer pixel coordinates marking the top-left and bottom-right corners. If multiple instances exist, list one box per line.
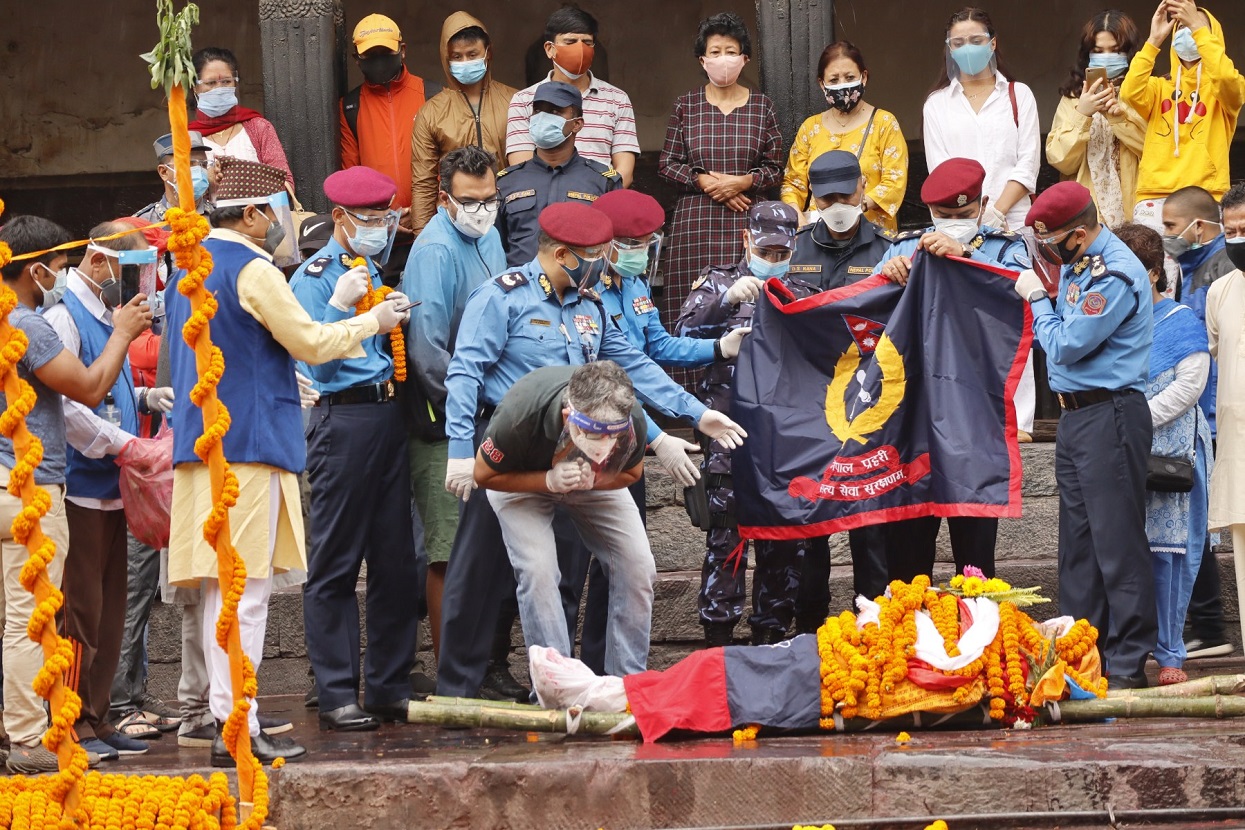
left=323, top=166, right=397, bottom=209
left=538, top=202, right=614, bottom=247
left=1025, top=181, right=1093, bottom=235
left=921, top=158, right=986, bottom=208
left=591, top=190, right=664, bottom=238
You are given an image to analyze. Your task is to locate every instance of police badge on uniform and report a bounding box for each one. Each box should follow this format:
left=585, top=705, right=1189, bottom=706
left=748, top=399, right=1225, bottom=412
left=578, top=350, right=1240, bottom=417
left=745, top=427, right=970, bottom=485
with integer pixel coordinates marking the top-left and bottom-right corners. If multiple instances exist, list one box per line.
left=631, top=296, right=656, bottom=315
left=1066, top=283, right=1081, bottom=305
left=573, top=314, right=599, bottom=335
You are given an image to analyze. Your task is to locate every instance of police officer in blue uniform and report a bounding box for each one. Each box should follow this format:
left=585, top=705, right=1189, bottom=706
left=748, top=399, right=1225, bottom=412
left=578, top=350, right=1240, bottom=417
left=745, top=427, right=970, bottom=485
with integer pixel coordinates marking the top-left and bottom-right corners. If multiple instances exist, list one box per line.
left=496, top=81, right=622, bottom=267
left=438, top=202, right=747, bottom=697
left=876, top=157, right=1031, bottom=584
left=791, top=151, right=896, bottom=291
left=790, top=151, right=894, bottom=603
left=1014, top=181, right=1156, bottom=690
left=677, top=202, right=832, bottom=645
left=289, top=166, right=420, bottom=730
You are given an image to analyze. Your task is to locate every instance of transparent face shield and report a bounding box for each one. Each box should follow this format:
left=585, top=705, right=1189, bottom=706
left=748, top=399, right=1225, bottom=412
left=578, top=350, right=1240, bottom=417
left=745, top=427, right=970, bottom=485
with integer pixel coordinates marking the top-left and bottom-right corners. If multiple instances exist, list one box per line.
left=375, top=209, right=401, bottom=265
left=551, top=406, right=638, bottom=484
left=609, top=232, right=663, bottom=281
left=944, top=33, right=997, bottom=82
left=1015, top=226, right=1062, bottom=296
left=265, top=190, right=303, bottom=269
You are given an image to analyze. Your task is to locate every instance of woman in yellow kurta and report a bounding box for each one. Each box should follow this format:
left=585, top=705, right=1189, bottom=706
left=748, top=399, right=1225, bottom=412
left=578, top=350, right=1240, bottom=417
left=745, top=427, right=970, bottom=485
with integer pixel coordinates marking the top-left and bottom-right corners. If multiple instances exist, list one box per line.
left=1046, top=11, right=1147, bottom=229
left=781, top=41, right=908, bottom=232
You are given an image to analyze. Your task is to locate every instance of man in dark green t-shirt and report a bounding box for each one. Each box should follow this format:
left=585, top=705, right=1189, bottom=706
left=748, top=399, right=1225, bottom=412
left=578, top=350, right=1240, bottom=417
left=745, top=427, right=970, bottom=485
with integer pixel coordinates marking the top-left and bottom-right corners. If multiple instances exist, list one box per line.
left=474, top=361, right=653, bottom=679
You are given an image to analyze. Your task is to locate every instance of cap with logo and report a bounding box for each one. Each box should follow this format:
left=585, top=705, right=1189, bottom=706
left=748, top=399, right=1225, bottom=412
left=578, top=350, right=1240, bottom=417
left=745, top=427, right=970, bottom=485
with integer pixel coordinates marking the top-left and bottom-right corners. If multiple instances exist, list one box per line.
left=1025, top=181, right=1094, bottom=236
left=353, top=13, right=402, bottom=53
left=154, top=131, right=209, bottom=161
left=297, top=213, right=336, bottom=254
left=747, top=201, right=800, bottom=250
left=921, top=158, right=987, bottom=209
left=539, top=202, right=614, bottom=248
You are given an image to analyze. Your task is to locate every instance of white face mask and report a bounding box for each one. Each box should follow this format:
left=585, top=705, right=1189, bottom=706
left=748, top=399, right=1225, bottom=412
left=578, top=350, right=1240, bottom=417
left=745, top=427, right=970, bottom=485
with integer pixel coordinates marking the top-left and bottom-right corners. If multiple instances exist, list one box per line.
left=930, top=214, right=981, bottom=244
left=819, top=201, right=863, bottom=234
left=448, top=194, right=499, bottom=239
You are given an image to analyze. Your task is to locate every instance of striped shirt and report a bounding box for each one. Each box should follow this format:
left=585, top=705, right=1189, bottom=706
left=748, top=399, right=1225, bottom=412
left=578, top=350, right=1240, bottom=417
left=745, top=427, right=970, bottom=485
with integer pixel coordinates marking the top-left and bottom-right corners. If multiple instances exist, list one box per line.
left=506, top=72, right=641, bottom=165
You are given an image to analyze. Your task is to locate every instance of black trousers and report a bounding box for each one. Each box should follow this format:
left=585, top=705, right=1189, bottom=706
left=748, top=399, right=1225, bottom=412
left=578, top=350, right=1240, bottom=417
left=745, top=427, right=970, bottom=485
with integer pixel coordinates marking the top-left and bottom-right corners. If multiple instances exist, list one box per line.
left=1055, top=391, right=1156, bottom=679
left=304, top=400, right=419, bottom=711
left=849, top=525, right=890, bottom=601
left=884, top=516, right=997, bottom=582
left=1185, top=534, right=1226, bottom=640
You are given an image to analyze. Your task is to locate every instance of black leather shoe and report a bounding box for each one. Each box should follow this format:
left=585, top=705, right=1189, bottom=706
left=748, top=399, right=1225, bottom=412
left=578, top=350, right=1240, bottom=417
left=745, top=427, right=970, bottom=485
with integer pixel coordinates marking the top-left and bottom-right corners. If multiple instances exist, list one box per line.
left=1107, top=672, right=1150, bottom=691
left=363, top=699, right=411, bottom=723
left=751, top=627, right=788, bottom=646
left=703, top=622, right=735, bottom=648
left=211, top=729, right=308, bottom=767
left=479, top=663, right=530, bottom=703
left=319, top=703, right=380, bottom=732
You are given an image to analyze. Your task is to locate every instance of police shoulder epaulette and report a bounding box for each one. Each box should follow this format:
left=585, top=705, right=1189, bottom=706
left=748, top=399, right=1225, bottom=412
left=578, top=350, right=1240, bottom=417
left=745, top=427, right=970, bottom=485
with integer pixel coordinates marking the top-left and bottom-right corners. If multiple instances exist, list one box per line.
left=495, top=271, right=529, bottom=292
left=893, top=229, right=924, bottom=242
left=601, top=166, right=620, bottom=179
left=302, top=256, right=333, bottom=277
left=579, top=287, right=602, bottom=302
left=877, top=226, right=898, bottom=239
left=1086, top=255, right=1134, bottom=286
left=796, top=222, right=817, bottom=234
left=496, top=164, right=516, bottom=178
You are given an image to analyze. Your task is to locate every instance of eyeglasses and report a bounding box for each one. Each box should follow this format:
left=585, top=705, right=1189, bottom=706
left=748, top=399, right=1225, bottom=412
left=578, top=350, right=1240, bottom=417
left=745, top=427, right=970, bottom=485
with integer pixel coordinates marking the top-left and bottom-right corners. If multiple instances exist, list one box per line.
left=344, top=209, right=395, bottom=229
left=197, top=76, right=239, bottom=89
left=751, top=245, right=793, bottom=264
left=612, top=235, right=657, bottom=252
left=946, top=35, right=992, bottom=49
left=1036, top=226, right=1084, bottom=246
left=448, top=193, right=501, bottom=214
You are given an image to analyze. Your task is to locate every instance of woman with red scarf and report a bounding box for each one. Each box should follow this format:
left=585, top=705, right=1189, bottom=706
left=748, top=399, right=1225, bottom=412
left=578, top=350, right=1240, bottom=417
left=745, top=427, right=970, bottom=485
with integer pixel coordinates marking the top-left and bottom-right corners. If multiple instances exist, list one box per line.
left=189, top=47, right=295, bottom=193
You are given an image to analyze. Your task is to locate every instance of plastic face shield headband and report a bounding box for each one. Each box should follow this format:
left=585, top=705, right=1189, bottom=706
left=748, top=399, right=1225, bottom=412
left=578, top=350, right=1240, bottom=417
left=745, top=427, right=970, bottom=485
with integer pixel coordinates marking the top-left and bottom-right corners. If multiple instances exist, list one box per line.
left=215, top=190, right=303, bottom=268
left=116, top=248, right=164, bottom=334
left=553, top=407, right=637, bottom=478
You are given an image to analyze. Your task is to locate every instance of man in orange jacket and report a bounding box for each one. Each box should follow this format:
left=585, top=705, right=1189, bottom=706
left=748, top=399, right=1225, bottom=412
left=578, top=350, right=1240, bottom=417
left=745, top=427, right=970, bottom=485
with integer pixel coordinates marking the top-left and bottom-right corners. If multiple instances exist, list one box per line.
left=339, top=13, right=441, bottom=281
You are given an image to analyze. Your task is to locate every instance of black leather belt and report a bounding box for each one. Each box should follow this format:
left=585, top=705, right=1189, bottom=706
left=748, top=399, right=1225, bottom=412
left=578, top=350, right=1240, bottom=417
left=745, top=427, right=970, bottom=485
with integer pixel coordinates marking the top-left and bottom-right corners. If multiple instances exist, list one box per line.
left=316, top=380, right=396, bottom=407
left=1056, top=389, right=1125, bottom=410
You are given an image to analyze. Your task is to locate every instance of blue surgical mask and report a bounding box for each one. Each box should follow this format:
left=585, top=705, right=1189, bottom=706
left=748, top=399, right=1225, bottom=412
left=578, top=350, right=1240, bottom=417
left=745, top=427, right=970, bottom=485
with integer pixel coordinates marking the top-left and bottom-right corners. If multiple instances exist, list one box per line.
left=450, top=58, right=488, bottom=85
left=34, top=264, right=69, bottom=310
left=196, top=86, right=238, bottom=118
left=530, top=111, right=569, bottom=150
left=748, top=251, right=791, bottom=280
left=950, top=42, right=994, bottom=76
left=1173, top=27, right=1200, bottom=63
left=612, top=247, right=650, bottom=279
left=1087, top=52, right=1130, bottom=78
left=163, top=165, right=210, bottom=201
left=346, top=224, right=390, bottom=257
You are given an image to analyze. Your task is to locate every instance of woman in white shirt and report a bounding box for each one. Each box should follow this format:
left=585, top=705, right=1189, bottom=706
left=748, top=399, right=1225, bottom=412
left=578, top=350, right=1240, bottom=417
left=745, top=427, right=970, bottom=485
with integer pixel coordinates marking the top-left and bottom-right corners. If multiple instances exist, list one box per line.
left=922, top=7, right=1040, bottom=230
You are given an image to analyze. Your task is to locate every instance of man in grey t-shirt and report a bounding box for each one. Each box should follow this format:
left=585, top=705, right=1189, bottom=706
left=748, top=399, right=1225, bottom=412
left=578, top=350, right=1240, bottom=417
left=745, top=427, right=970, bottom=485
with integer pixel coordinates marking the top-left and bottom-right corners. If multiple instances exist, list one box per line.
left=0, top=215, right=151, bottom=773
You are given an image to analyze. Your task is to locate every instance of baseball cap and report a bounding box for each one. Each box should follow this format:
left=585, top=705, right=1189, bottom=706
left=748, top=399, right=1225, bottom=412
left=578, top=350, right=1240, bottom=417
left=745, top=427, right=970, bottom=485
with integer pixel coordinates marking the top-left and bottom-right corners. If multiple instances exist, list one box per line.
left=353, top=14, right=401, bottom=53
left=747, top=201, right=800, bottom=250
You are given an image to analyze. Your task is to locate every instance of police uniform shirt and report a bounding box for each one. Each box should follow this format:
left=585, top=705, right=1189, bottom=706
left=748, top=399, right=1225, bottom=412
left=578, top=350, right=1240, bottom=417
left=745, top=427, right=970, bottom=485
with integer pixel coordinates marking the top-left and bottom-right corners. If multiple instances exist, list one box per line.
left=790, top=218, right=895, bottom=291
left=880, top=225, right=1032, bottom=272
left=479, top=365, right=646, bottom=473
left=289, top=237, right=393, bottom=394
left=1031, top=227, right=1153, bottom=393
left=496, top=152, right=623, bottom=268
left=444, top=258, right=708, bottom=458
left=134, top=197, right=172, bottom=225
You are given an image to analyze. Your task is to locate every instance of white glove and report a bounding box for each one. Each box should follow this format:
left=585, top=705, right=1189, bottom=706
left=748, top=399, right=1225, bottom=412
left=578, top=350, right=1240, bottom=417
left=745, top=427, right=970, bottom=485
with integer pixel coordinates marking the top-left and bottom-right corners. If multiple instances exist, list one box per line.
left=650, top=432, right=700, bottom=487
left=697, top=409, right=747, bottom=450
left=717, top=326, right=752, bottom=360
left=145, top=387, right=175, bottom=414
left=295, top=371, right=319, bottom=408
left=369, top=297, right=409, bottom=332
left=328, top=265, right=371, bottom=311
left=445, top=457, right=477, bottom=501
left=546, top=459, right=592, bottom=493
left=980, top=203, right=1008, bottom=231
left=724, top=276, right=764, bottom=306
left=1014, top=269, right=1048, bottom=303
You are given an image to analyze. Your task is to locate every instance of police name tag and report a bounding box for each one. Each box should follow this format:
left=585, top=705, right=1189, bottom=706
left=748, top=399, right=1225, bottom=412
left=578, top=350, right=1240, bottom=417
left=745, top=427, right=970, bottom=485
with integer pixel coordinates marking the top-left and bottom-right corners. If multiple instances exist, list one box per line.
left=505, top=189, right=536, bottom=203
left=567, top=191, right=599, bottom=202
left=529, top=318, right=551, bottom=327
left=847, top=266, right=873, bottom=275
left=790, top=264, right=822, bottom=274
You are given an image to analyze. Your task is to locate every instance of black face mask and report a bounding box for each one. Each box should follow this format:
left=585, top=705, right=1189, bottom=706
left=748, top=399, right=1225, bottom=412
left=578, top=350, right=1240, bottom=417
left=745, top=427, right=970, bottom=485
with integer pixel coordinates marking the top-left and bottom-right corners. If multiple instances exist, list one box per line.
left=1225, top=239, right=1245, bottom=272
left=1040, top=230, right=1084, bottom=267
left=359, top=53, right=403, bottom=85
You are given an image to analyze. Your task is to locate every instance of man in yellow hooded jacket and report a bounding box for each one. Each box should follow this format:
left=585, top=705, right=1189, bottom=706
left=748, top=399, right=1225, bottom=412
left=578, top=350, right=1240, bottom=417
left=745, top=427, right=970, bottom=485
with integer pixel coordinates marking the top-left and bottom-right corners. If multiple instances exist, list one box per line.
left=1121, top=1, right=1243, bottom=220
left=409, top=12, right=518, bottom=236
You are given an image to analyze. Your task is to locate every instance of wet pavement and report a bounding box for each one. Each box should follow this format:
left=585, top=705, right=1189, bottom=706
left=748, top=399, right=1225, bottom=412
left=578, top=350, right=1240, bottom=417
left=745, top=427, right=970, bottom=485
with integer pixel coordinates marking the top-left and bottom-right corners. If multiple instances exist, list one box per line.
left=96, top=668, right=1245, bottom=830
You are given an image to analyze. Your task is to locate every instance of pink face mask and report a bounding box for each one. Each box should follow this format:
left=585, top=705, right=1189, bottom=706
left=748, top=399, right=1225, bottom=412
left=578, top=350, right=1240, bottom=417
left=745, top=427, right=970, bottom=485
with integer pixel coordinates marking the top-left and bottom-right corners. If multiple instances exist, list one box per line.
left=701, top=54, right=746, bottom=87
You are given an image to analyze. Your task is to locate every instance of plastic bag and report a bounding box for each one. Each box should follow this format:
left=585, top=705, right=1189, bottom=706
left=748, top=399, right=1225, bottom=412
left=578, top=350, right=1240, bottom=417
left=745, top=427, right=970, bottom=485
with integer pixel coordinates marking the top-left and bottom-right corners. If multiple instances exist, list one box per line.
left=528, top=645, right=628, bottom=713
left=115, top=427, right=174, bottom=549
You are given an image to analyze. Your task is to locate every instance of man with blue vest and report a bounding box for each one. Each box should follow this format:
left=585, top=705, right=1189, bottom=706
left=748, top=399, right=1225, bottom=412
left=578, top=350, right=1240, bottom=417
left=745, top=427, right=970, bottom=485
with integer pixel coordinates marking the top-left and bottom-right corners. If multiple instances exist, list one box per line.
left=166, top=158, right=409, bottom=764
left=44, top=222, right=173, bottom=761
left=1014, top=181, right=1156, bottom=690
left=290, top=166, right=420, bottom=732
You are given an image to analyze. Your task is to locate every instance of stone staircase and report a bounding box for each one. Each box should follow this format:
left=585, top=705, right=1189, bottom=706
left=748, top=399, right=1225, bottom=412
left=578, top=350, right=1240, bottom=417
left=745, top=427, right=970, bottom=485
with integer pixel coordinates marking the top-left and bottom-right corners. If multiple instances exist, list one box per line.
left=142, top=444, right=1242, bottom=699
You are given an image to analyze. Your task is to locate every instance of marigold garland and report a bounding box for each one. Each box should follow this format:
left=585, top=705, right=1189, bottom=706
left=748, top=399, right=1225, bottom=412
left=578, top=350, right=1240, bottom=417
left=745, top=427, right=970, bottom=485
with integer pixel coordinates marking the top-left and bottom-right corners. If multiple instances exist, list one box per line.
left=816, top=575, right=1105, bottom=729
left=731, top=724, right=759, bottom=743
left=350, top=258, right=407, bottom=382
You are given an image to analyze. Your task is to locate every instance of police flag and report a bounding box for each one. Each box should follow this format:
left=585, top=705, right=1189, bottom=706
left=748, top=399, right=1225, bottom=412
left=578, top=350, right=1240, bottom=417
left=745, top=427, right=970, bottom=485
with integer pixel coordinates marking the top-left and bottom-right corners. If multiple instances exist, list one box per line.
left=731, top=252, right=1031, bottom=539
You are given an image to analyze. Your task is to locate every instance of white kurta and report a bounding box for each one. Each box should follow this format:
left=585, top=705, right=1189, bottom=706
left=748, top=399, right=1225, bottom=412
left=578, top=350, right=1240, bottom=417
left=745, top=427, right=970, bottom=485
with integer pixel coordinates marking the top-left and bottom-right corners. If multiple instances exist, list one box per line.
left=1205, top=269, right=1245, bottom=529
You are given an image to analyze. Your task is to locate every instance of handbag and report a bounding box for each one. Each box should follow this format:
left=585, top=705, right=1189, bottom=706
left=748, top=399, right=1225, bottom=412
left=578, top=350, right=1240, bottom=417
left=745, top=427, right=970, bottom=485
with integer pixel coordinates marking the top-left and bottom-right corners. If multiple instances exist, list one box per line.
left=1145, top=410, right=1197, bottom=493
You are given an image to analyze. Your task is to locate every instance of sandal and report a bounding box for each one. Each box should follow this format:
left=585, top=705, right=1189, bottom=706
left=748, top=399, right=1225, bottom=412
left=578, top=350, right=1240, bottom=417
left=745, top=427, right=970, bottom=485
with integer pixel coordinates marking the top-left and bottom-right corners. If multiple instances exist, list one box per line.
left=1158, top=666, right=1188, bottom=686
left=113, top=709, right=161, bottom=740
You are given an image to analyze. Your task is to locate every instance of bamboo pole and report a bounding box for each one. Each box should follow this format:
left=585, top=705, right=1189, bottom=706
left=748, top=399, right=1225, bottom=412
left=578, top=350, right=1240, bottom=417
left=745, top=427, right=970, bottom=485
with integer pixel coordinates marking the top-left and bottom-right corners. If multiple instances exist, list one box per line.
left=1054, top=695, right=1245, bottom=722
left=425, top=696, right=544, bottom=710
left=1107, top=674, right=1245, bottom=699
left=406, top=700, right=640, bottom=737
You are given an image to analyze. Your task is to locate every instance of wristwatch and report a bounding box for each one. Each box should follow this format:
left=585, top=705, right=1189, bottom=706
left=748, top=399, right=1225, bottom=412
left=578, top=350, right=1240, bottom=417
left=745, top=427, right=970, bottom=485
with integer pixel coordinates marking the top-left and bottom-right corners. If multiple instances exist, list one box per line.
left=1025, top=288, right=1048, bottom=303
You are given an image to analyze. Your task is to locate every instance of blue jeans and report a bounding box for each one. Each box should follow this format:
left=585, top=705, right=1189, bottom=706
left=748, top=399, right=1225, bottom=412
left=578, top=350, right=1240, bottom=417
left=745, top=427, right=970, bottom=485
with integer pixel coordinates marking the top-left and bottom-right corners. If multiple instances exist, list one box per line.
left=487, top=488, right=656, bottom=678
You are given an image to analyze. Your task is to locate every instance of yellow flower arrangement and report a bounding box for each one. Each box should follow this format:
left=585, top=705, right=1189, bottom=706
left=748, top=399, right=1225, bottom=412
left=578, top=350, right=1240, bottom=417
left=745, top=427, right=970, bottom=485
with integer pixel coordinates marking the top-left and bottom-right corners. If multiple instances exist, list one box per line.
left=731, top=724, right=760, bottom=743
left=351, top=258, right=407, bottom=382
left=896, top=731, right=911, bottom=743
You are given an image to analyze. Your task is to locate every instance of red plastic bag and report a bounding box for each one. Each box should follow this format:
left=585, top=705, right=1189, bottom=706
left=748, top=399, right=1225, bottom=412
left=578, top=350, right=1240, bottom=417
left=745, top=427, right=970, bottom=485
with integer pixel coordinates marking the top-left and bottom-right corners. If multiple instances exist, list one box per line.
left=116, top=427, right=174, bottom=549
